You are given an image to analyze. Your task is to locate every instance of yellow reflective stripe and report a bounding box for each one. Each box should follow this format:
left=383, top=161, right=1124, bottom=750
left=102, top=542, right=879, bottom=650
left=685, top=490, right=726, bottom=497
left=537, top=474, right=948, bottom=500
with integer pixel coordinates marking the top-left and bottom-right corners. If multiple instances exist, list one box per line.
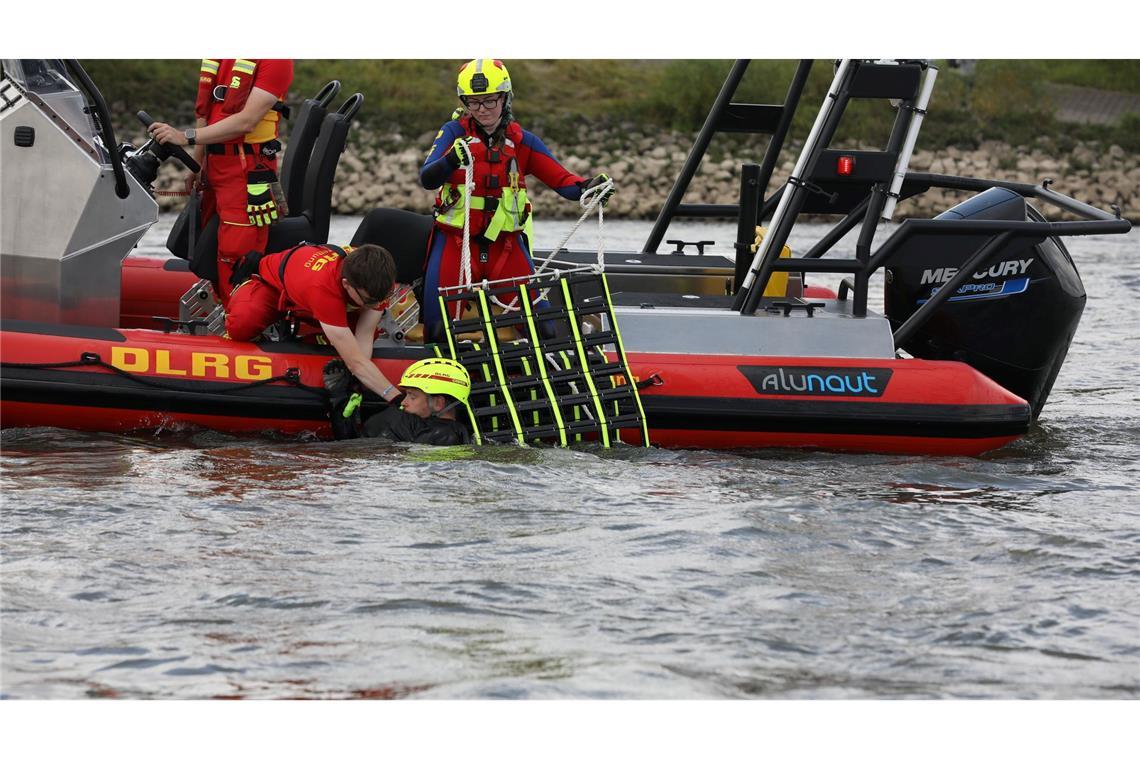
left=597, top=272, right=652, bottom=448
left=560, top=278, right=611, bottom=448
left=439, top=184, right=487, bottom=210
left=233, top=59, right=257, bottom=75
left=483, top=187, right=529, bottom=241
left=521, top=291, right=568, bottom=446
left=200, top=59, right=220, bottom=74
left=438, top=185, right=531, bottom=237
left=475, top=290, right=524, bottom=444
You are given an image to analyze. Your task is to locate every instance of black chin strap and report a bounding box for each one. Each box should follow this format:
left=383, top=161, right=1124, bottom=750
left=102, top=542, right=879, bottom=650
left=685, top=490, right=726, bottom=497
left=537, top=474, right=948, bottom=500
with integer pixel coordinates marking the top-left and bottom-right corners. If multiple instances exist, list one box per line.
left=432, top=399, right=463, bottom=419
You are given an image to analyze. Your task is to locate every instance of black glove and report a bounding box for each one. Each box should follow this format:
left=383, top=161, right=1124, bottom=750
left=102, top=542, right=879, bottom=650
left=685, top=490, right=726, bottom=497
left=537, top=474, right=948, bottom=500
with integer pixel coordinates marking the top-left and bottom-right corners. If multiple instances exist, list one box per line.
left=323, top=359, right=363, bottom=439
left=322, top=359, right=356, bottom=405
left=389, top=392, right=407, bottom=408
left=228, top=251, right=263, bottom=288
left=580, top=173, right=615, bottom=205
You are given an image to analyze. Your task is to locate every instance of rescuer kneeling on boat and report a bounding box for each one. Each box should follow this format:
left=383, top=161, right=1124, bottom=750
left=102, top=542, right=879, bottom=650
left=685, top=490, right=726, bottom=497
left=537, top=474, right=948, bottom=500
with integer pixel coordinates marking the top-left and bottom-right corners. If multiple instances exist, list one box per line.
left=148, top=58, right=294, bottom=306
left=323, top=358, right=473, bottom=445
left=225, top=243, right=405, bottom=404
left=419, top=58, right=615, bottom=341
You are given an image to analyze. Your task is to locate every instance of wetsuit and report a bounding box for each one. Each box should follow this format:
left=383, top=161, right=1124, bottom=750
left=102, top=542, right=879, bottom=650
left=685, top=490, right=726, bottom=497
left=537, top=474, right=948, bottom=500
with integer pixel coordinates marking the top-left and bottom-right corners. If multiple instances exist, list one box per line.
left=419, top=115, right=585, bottom=338
left=361, top=406, right=472, bottom=445
left=323, top=360, right=471, bottom=444
left=196, top=58, right=293, bottom=305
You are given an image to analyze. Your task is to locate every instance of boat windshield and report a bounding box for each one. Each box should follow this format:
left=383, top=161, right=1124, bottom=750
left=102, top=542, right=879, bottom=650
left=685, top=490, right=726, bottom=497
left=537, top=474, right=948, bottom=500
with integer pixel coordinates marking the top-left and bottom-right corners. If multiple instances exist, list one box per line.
left=1, top=59, right=107, bottom=160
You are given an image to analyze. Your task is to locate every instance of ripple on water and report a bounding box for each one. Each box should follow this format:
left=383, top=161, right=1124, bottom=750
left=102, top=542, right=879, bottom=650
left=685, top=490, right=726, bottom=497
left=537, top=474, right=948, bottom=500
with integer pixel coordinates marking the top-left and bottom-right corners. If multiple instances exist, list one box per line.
left=3, top=228, right=1139, bottom=699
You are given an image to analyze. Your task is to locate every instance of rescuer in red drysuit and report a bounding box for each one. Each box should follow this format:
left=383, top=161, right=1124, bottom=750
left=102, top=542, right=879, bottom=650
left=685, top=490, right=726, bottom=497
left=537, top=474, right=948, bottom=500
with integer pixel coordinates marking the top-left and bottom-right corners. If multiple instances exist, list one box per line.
left=149, top=58, right=293, bottom=306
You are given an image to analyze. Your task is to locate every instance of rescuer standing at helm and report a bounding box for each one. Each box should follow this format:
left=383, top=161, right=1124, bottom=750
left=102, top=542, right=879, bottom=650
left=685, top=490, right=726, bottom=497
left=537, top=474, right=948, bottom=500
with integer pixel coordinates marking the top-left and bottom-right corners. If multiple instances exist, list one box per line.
left=418, top=58, right=615, bottom=340
left=324, top=357, right=473, bottom=445
left=148, top=58, right=294, bottom=306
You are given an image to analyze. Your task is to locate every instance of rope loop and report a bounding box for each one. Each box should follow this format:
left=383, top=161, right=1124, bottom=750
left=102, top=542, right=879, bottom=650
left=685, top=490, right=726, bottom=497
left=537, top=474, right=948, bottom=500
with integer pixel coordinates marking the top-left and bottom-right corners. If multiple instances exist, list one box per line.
left=459, top=166, right=614, bottom=314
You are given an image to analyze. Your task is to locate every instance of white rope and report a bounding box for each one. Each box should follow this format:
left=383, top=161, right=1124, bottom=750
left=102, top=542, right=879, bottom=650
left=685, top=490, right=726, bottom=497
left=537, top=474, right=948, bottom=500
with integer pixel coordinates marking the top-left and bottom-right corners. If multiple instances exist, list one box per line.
left=536, top=177, right=613, bottom=275
left=457, top=157, right=614, bottom=314
left=458, top=150, right=475, bottom=318
left=489, top=177, right=614, bottom=313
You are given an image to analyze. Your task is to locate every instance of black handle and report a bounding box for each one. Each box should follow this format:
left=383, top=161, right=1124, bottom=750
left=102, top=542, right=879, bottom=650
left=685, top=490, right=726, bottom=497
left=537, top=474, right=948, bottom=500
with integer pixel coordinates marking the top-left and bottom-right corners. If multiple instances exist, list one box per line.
left=65, top=60, right=130, bottom=199
left=136, top=111, right=201, bottom=174
left=337, top=93, right=364, bottom=121
left=666, top=239, right=716, bottom=255
left=315, top=80, right=341, bottom=108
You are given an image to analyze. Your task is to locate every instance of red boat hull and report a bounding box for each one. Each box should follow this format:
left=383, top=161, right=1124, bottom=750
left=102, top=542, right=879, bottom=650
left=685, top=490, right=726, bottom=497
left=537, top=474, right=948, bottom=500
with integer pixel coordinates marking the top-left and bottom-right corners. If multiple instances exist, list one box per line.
left=120, top=256, right=199, bottom=329
left=1, top=319, right=1029, bottom=455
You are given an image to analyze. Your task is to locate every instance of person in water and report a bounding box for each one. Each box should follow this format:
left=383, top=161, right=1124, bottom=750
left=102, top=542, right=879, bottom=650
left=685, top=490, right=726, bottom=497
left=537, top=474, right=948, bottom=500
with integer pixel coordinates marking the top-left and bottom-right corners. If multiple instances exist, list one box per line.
left=419, top=58, right=615, bottom=340
left=324, top=357, right=472, bottom=445
left=224, top=243, right=405, bottom=404
left=148, top=58, right=293, bottom=306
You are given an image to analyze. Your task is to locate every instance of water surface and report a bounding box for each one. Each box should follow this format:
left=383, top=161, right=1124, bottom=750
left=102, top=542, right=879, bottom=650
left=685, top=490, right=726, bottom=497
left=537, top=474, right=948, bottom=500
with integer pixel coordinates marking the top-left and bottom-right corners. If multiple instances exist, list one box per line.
left=2, top=220, right=1137, bottom=699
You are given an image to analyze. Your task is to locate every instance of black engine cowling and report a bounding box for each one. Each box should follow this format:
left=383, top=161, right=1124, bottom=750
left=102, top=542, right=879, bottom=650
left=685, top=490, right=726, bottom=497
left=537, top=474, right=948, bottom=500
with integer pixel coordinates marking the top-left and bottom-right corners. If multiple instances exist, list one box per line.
left=884, top=187, right=1085, bottom=418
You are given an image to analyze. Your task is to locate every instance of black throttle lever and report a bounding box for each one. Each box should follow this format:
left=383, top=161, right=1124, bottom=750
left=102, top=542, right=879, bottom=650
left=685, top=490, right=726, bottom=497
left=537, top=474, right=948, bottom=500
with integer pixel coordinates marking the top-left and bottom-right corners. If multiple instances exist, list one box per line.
left=136, top=111, right=201, bottom=174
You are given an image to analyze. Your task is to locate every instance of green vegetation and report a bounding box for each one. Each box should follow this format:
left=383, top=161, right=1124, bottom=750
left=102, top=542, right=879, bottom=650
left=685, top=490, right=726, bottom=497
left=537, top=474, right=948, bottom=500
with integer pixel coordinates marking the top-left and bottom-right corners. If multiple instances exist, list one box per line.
left=81, top=59, right=1140, bottom=151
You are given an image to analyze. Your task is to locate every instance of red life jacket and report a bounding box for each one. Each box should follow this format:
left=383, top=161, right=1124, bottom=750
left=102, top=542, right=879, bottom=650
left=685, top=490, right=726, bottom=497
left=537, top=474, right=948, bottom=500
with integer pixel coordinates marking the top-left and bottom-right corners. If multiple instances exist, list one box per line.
left=195, top=59, right=259, bottom=123
left=194, top=59, right=285, bottom=145
left=434, top=117, right=531, bottom=240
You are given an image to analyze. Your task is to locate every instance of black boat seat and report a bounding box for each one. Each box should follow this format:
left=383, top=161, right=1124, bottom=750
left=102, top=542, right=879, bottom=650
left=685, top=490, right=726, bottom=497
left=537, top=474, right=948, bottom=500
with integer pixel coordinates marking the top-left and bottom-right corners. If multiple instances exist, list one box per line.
left=349, top=207, right=434, bottom=286
left=278, top=80, right=340, bottom=215
left=280, top=92, right=363, bottom=248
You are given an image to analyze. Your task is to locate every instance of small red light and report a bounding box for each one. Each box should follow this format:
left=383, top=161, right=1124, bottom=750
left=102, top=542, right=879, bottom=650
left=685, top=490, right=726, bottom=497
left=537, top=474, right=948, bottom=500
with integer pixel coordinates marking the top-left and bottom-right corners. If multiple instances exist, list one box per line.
left=837, top=155, right=855, bottom=176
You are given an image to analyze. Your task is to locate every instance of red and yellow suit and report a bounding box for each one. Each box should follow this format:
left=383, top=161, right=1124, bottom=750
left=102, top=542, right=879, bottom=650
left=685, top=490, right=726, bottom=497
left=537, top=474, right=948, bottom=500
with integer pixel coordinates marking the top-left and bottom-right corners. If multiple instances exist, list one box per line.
left=195, top=58, right=293, bottom=305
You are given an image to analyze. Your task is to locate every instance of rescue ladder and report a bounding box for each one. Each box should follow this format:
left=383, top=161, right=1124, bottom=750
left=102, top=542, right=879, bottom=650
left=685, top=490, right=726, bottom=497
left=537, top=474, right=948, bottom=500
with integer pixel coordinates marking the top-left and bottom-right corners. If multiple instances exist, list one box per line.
left=436, top=266, right=650, bottom=448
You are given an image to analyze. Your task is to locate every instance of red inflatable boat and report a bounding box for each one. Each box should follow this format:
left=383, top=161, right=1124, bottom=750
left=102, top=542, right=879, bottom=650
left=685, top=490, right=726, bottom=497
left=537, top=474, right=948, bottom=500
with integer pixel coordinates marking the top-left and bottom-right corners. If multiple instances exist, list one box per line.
left=1, top=59, right=1129, bottom=455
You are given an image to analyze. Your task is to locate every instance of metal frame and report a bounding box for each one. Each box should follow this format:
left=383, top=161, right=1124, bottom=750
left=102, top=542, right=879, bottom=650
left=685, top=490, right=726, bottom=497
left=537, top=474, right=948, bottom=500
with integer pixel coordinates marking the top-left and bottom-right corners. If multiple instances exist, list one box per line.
left=650, top=57, right=1131, bottom=350
left=644, top=60, right=814, bottom=255
left=735, top=60, right=927, bottom=317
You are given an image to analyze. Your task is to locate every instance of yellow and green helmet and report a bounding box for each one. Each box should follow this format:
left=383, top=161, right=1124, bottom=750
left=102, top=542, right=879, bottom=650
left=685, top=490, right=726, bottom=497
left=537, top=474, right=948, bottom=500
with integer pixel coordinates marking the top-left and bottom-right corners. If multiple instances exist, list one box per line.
left=457, top=59, right=512, bottom=98
left=399, top=358, right=471, bottom=404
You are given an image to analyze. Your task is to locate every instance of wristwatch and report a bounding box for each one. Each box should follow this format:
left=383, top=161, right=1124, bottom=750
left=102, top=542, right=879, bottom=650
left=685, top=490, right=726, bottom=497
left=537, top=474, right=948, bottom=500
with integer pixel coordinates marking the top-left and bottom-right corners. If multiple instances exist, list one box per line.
left=184, top=128, right=196, bottom=146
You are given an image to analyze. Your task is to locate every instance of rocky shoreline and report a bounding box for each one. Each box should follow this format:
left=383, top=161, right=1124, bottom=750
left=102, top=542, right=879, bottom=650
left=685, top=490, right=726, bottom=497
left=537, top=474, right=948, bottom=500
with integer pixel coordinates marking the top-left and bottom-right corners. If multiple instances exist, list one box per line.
left=153, top=126, right=1139, bottom=223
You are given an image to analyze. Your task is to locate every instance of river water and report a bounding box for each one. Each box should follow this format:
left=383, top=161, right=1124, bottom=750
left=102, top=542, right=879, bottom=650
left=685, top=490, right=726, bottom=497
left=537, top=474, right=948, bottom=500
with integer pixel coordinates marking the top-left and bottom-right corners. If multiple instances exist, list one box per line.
left=1, top=217, right=1138, bottom=702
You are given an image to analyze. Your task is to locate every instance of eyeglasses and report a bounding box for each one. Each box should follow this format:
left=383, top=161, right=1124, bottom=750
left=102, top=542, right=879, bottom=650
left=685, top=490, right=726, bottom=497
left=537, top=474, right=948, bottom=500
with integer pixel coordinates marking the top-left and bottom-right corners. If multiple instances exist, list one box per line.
left=464, top=94, right=503, bottom=111
left=350, top=284, right=382, bottom=308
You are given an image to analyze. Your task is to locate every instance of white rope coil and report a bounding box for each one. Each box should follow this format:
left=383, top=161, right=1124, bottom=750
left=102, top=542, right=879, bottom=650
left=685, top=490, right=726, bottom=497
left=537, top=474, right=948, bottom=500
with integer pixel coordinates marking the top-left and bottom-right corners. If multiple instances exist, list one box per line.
left=492, top=176, right=614, bottom=312
left=536, top=176, right=613, bottom=275
left=460, top=153, right=474, bottom=289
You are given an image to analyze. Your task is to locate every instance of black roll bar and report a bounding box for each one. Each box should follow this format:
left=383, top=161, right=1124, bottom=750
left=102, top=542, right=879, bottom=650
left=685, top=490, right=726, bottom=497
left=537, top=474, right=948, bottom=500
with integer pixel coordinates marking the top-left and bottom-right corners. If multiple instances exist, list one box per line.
left=889, top=231, right=1018, bottom=348
left=63, top=59, right=130, bottom=199
left=644, top=60, right=751, bottom=254
left=732, top=60, right=814, bottom=289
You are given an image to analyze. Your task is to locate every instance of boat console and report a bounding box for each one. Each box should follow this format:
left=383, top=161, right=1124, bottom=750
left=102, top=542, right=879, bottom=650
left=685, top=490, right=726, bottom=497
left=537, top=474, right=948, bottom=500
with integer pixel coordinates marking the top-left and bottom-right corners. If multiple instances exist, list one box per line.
left=0, top=60, right=166, bottom=326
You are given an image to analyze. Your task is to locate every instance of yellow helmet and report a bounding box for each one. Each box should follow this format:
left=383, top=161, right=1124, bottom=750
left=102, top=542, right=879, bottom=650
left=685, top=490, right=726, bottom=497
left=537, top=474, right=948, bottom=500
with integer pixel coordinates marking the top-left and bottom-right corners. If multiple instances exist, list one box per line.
left=457, top=59, right=512, bottom=98
left=399, top=358, right=471, bottom=404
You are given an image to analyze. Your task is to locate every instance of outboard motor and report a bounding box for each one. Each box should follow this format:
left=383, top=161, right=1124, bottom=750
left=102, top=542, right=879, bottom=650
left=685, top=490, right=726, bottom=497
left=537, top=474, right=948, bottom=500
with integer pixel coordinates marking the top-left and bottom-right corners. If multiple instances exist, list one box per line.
left=884, top=187, right=1085, bottom=418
